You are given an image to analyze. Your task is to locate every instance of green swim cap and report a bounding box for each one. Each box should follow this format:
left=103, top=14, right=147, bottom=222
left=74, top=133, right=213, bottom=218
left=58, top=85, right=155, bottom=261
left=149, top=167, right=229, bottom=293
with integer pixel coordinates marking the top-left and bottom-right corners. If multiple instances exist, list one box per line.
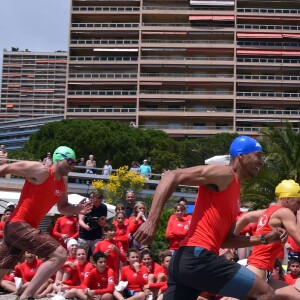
left=53, top=146, right=76, bottom=162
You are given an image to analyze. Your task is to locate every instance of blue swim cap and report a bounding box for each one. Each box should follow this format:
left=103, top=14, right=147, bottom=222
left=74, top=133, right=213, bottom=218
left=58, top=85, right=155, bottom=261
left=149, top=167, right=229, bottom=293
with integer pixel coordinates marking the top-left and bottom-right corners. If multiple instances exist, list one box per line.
left=230, top=136, right=262, bottom=158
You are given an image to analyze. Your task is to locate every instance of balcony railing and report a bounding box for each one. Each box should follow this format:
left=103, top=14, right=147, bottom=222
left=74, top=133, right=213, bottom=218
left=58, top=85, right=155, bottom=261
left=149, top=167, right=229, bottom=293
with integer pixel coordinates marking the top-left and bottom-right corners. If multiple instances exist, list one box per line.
left=238, top=41, right=300, bottom=47
left=70, top=56, right=138, bottom=62
left=237, top=24, right=300, bottom=31
left=71, top=23, right=139, bottom=28
left=236, top=108, right=300, bottom=115
left=68, top=90, right=137, bottom=96
left=237, top=92, right=300, bottom=98
left=237, top=57, right=300, bottom=64
left=140, top=90, right=233, bottom=95
left=142, top=39, right=233, bottom=44
left=237, top=8, right=300, bottom=14
left=139, top=125, right=234, bottom=130
left=237, top=75, right=300, bottom=81
left=67, top=107, right=136, bottom=113
left=139, top=107, right=233, bottom=112
left=140, top=73, right=233, bottom=78
left=70, top=39, right=138, bottom=45
left=73, top=6, right=140, bottom=12
left=142, top=22, right=235, bottom=27
left=69, top=73, right=137, bottom=79
left=143, top=6, right=233, bottom=11
left=140, top=56, right=234, bottom=61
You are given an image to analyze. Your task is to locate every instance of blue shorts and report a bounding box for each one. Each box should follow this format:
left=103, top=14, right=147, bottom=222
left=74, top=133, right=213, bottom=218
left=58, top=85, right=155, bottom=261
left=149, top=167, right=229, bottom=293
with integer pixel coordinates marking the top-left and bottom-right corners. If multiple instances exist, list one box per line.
left=163, top=246, right=255, bottom=300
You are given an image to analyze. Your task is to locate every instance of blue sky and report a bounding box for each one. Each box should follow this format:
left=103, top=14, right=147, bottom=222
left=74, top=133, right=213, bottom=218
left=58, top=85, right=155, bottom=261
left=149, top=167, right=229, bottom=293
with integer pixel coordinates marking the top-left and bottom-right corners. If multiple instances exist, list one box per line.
left=0, top=0, right=70, bottom=76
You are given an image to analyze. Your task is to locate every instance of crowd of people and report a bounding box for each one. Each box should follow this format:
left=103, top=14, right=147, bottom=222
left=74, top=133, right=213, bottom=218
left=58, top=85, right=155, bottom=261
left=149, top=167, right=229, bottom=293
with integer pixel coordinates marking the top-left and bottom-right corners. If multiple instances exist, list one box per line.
left=1, top=137, right=300, bottom=300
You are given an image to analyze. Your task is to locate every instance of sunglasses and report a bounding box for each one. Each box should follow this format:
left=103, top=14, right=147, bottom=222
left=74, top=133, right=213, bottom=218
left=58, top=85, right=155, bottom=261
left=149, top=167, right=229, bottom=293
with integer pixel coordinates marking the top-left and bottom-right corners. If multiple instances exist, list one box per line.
left=65, top=158, right=76, bottom=166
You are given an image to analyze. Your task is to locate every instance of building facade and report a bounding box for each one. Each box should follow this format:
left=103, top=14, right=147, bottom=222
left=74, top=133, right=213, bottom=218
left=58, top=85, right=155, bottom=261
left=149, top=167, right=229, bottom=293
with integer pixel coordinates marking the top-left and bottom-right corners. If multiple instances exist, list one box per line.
left=1, top=50, right=67, bottom=121
left=66, top=0, right=300, bottom=137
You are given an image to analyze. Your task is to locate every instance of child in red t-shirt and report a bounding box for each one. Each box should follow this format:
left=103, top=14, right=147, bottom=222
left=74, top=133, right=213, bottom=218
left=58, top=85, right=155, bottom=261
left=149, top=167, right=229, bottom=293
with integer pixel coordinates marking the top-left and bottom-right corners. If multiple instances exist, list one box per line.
left=84, top=251, right=115, bottom=299
left=94, top=223, right=127, bottom=281
left=285, top=258, right=300, bottom=285
left=113, top=212, right=131, bottom=252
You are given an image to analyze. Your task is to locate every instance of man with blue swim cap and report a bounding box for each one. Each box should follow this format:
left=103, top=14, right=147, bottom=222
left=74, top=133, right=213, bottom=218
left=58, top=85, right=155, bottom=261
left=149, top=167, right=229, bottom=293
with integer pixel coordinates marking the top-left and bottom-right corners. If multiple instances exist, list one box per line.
left=230, top=136, right=263, bottom=159
left=134, top=135, right=286, bottom=300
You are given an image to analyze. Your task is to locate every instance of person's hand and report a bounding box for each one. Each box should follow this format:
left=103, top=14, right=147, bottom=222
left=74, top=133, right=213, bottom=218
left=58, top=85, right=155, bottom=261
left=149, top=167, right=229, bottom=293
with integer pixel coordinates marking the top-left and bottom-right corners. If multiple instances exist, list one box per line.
left=136, top=211, right=144, bottom=220
left=104, top=249, right=111, bottom=256
left=266, top=227, right=287, bottom=244
left=133, top=262, right=140, bottom=272
left=61, top=234, right=68, bottom=240
left=65, top=261, right=77, bottom=269
left=133, top=220, right=157, bottom=245
left=77, top=198, right=93, bottom=215
left=285, top=242, right=293, bottom=251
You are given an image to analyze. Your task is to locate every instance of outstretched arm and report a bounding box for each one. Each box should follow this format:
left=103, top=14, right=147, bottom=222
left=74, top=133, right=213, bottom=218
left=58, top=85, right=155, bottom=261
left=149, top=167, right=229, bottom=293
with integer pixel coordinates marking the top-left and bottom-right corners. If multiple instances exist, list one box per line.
left=134, top=164, right=234, bottom=244
left=0, top=161, right=49, bottom=184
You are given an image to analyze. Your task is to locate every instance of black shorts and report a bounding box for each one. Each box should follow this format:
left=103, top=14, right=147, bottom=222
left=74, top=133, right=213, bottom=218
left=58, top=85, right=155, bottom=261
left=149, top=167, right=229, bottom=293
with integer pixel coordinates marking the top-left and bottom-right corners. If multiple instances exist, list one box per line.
left=164, top=246, right=255, bottom=300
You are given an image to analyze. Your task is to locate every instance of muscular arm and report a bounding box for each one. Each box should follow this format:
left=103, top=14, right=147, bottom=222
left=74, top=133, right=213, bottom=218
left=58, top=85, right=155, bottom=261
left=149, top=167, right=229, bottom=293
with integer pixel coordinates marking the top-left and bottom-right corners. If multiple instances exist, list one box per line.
left=134, top=165, right=234, bottom=244
left=0, top=161, right=49, bottom=184
left=234, top=209, right=266, bottom=235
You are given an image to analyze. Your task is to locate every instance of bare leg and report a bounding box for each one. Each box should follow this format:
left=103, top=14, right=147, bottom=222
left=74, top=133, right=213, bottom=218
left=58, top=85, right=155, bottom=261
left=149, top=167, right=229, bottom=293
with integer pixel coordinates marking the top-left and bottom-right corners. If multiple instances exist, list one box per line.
left=1, top=280, right=16, bottom=293
left=114, top=290, right=125, bottom=300
left=268, top=278, right=300, bottom=300
left=20, top=245, right=67, bottom=299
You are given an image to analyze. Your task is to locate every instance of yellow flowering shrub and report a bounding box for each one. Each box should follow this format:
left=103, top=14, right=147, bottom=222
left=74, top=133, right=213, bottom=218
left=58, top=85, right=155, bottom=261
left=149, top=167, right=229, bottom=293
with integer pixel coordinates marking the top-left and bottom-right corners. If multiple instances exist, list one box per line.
left=91, top=166, right=146, bottom=204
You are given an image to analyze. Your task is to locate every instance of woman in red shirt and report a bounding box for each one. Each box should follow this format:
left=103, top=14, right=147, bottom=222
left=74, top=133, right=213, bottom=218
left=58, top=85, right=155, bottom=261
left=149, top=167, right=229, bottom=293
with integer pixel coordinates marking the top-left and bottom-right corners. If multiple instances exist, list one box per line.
left=166, top=204, right=190, bottom=252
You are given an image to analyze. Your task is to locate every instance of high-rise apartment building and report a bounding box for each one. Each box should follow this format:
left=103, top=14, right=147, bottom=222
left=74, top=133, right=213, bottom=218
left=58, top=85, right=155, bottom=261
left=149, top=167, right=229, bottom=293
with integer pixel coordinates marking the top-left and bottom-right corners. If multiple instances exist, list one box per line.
left=66, top=0, right=300, bottom=137
left=1, top=50, right=67, bottom=121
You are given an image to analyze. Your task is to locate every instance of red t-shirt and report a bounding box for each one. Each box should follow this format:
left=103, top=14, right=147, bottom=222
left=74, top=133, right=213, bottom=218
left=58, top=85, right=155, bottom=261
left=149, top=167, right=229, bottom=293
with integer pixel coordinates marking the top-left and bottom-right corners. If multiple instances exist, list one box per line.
left=120, top=264, right=148, bottom=292
left=83, top=267, right=115, bottom=295
left=285, top=273, right=299, bottom=285
left=94, top=240, right=127, bottom=276
left=247, top=205, right=283, bottom=272
left=166, top=217, right=190, bottom=250
left=287, top=235, right=300, bottom=253
left=180, top=168, right=240, bottom=255
left=128, top=216, right=145, bottom=234
left=0, top=221, right=5, bottom=238
left=53, top=215, right=79, bottom=247
left=112, top=220, right=131, bottom=252
left=63, top=261, right=94, bottom=288
left=9, top=167, right=65, bottom=228
left=14, top=259, right=43, bottom=283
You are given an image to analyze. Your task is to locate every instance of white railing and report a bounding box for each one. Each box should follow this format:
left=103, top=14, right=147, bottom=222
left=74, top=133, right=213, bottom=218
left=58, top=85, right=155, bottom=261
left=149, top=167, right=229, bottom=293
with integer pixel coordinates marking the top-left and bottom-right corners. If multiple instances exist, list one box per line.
left=70, top=39, right=138, bottom=45
left=238, top=41, right=300, bottom=47
left=237, top=108, right=300, bottom=115
left=73, top=6, right=140, bottom=12
left=67, top=107, right=136, bottom=113
left=140, top=90, right=233, bottom=95
left=68, top=90, right=137, bottom=96
left=142, top=39, right=233, bottom=44
left=71, top=23, right=139, bottom=28
left=237, top=8, right=300, bottom=14
left=237, top=75, right=300, bottom=81
left=69, top=73, right=137, bottom=79
left=237, top=24, right=300, bottom=31
left=70, top=56, right=138, bottom=62
left=237, top=92, right=300, bottom=98
left=237, top=58, right=300, bottom=64
left=139, top=107, right=233, bottom=112
left=139, top=125, right=233, bottom=130
left=140, top=56, right=233, bottom=61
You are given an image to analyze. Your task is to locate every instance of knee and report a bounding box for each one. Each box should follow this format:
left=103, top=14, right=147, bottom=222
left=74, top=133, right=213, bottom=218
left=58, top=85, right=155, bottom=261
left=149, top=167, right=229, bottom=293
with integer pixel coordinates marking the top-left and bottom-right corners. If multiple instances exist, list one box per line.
left=51, top=246, right=68, bottom=264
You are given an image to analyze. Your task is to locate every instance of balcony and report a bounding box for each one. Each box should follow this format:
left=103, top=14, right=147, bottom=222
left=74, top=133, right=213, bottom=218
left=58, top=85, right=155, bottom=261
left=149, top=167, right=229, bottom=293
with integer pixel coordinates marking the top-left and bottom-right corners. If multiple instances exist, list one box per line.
left=140, top=56, right=234, bottom=61
left=142, top=5, right=233, bottom=11
left=140, top=90, right=233, bottom=95
left=140, top=73, right=233, bottom=80
left=71, top=23, right=139, bottom=29
left=142, top=39, right=234, bottom=45
left=237, top=75, right=300, bottom=81
left=237, top=41, right=300, bottom=48
left=236, top=108, right=300, bottom=116
left=69, top=56, right=138, bottom=62
left=237, top=24, right=300, bottom=31
left=237, top=58, right=300, bottom=64
left=69, top=73, right=137, bottom=80
left=237, top=8, right=300, bottom=14
left=70, top=39, right=138, bottom=45
left=73, top=6, right=140, bottom=12
left=68, top=90, right=137, bottom=96
left=67, top=107, right=136, bottom=114
left=237, top=92, right=300, bottom=98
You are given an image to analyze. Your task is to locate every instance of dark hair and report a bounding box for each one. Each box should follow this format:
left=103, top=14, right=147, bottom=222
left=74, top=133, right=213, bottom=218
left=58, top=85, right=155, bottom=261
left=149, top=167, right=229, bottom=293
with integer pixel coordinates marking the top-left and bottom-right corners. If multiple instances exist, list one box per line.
left=177, top=197, right=188, bottom=205
left=174, top=203, right=186, bottom=212
left=115, top=211, right=126, bottom=219
left=75, top=246, right=87, bottom=255
left=288, top=257, right=300, bottom=267
left=127, top=248, right=139, bottom=257
left=140, top=249, right=154, bottom=260
left=104, top=223, right=116, bottom=232
left=274, top=258, right=286, bottom=281
left=93, top=251, right=106, bottom=263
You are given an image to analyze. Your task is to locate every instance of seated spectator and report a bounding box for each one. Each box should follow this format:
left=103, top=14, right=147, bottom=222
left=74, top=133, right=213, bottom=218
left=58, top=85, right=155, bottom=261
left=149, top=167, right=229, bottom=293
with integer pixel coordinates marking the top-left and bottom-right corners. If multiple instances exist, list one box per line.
left=285, top=257, right=300, bottom=285
left=60, top=247, right=94, bottom=298
left=0, top=145, right=8, bottom=166
left=113, top=212, right=131, bottom=252
left=117, top=248, right=149, bottom=300
left=83, top=251, right=115, bottom=300
left=271, top=258, right=286, bottom=282
left=86, top=155, right=96, bottom=174
left=0, top=209, right=12, bottom=240
left=94, top=223, right=127, bottom=281
left=52, top=214, right=79, bottom=248
left=128, top=201, right=148, bottom=250
left=102, top=160, right=113, bottom=176
left=166, top=204, right=190, bottom=252
left=42, top=152, right=53, bottom=166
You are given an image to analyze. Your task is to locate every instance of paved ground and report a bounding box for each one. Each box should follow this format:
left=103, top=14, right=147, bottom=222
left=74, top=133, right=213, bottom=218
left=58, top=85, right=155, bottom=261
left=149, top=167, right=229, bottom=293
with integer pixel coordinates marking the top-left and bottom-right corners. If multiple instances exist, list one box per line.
left=0, top=293, right=49, bottom=300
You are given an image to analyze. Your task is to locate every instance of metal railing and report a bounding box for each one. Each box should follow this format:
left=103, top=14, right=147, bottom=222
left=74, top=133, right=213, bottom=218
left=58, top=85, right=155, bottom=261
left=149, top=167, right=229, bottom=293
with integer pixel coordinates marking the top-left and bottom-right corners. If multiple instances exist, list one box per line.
left=71, top=23, right=139, bottom=28
left=238, top=41, right=300, bottom=47
left=139, top=107, right=233, bottom=113
left=237, top=92, right=300, bottom=98
left=139, top=125, right=233, bottom=130
left=70, top=39, right=138, bottom=45
left=237, top=8, right=300, bottom=14
left=70, top=56, right=138, bottom=62
left=140, top=90, right=233, bottom=95
left=237, top=75, right=300, bottom=81
left=73, top=6, right=140, bottom=12
left=237, top=24, right=300, bottom=31
left=68, top=90, right=137, bottom=96
left=69, top=73, right=137, bottom=79
left=236, top=108, right=300, bottom=115
left=140, top=73, right=233, bottom=78
left=143, top=6, right=233, bottom=11
left=237, top=57, right=300, bottom=64
left=67, top=107, right=136, bottom=113
left=142, top=39, right=233, bottom=44
left=140, top=56, right=234, bottom=61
